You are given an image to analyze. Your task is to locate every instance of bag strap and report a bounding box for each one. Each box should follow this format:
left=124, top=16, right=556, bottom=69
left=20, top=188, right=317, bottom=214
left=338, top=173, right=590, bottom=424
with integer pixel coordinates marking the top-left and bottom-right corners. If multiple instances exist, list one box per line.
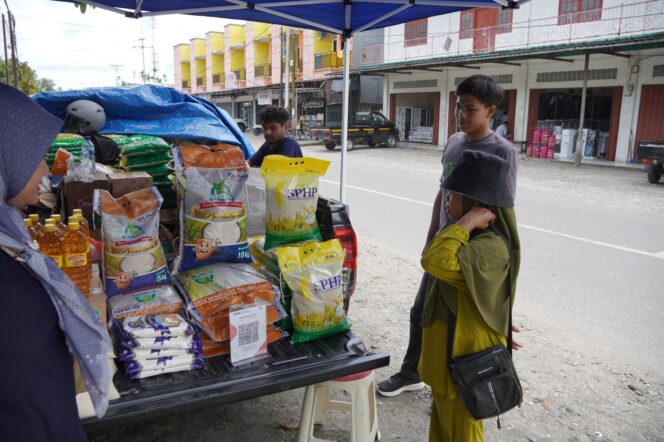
left=446, top=226, right=514, bottom=362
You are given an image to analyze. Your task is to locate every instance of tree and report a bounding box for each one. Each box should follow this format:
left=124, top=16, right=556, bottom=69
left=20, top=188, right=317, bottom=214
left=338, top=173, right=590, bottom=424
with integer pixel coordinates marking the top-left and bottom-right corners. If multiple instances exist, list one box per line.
left=1, top=58, right=59, bottom=94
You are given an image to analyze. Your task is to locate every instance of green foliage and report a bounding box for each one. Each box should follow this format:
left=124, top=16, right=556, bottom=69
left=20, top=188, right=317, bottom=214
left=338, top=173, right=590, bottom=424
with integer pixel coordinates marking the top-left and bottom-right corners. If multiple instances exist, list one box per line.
left=0, top=58, right=58, bottom=94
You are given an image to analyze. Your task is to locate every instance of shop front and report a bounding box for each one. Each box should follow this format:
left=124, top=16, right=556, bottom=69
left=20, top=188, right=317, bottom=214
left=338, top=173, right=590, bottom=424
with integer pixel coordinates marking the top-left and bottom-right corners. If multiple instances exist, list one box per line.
left=388, top=92, right=440, bottom=144
left=526, top=87, right=622, bottom=161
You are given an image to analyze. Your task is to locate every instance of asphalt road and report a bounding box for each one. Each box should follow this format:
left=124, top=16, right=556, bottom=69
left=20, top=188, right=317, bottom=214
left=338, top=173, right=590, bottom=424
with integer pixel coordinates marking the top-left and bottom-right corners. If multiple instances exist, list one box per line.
left=290, top=139, right=664, bottom=376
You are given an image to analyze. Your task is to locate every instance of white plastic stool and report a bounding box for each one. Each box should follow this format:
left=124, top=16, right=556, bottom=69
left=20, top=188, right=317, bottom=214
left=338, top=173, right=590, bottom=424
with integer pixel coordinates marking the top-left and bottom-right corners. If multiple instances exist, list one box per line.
left=298, top=370, right=381, bottom=442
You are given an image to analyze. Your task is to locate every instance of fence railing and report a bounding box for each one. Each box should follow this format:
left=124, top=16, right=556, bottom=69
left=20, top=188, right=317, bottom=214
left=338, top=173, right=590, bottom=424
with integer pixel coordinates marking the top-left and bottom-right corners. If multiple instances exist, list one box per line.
left=358, top=0, right=664, bottom=67
left=254, top=64, right=272, bottom=77
left=315, top=52, right=343, bottom=70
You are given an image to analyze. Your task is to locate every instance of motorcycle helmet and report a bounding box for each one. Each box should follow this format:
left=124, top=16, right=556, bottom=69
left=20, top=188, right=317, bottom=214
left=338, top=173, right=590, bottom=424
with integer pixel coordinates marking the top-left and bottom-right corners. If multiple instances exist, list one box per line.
left=64, top=99, right=106, bottom=134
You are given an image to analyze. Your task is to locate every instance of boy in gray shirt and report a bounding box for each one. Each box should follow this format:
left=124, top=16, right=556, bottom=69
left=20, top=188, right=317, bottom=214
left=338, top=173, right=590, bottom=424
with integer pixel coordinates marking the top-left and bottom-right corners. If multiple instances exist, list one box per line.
left=378, top=75, right=518, bottom=396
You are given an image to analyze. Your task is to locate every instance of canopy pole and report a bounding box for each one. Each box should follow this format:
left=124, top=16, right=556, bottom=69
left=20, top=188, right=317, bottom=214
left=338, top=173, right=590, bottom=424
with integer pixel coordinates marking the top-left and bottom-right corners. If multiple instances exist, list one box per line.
left=340, top=35, right=351, bottom=204
left=574, top=52, right=590, bottom=167
left=284, top=28, right=290, bottom=109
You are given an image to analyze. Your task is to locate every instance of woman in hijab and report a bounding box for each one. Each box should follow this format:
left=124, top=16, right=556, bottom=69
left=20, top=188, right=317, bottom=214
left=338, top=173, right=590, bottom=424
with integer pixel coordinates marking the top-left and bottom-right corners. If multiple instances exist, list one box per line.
left=0, top=84, right=111, bottom=441
left=419, top=149, right=521, bottom=441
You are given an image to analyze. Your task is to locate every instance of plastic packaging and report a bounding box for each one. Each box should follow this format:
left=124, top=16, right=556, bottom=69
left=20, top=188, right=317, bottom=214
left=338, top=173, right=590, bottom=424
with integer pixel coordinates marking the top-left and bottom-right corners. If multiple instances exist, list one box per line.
left=51, top=148, right=73, bottom=176
left=260, top=155, right=330, bottom=250
left=174, top=145, right=251, bottom=272
left=117, top=313, right=193, bottom=339
left=109, top=285, right=184, bottom=319
left=276, top=239, right=350, bottom=343
left=116, top=347, right=201, bottom=362
left=95, top=187, right=171, bottom=296
left=81, top=136, right=96, bottom=182
left=120, top=333, right=202, bottom=351
left=125, top=353, right=205, bottom=380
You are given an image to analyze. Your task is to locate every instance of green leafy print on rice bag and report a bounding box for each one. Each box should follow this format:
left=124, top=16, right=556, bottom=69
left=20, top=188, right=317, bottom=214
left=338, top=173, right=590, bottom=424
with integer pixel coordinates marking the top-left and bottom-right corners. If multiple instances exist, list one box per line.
left=276, top=239, right=350, bottom=343
left=261, top=155, right=330, bottom=250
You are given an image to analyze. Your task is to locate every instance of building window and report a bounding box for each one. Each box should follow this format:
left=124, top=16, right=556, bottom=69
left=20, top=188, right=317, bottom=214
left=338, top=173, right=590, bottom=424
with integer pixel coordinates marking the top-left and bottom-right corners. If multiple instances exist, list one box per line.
left=212, top=74, right=221, bottom=84
left=558, top=0, right=602, bottom=25
left=460, top=10, right=474, bottom=39
left=497, top=8, right=513, bottom=33
left=182, top=80, right=189, bottom=89
left=404, top=18, right=428, bottom=47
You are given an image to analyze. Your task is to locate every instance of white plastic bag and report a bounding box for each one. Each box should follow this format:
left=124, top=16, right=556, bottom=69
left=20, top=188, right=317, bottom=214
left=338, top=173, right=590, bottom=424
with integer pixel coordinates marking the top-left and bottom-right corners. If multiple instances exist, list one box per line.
left=244, top=167, right=266, bottom=237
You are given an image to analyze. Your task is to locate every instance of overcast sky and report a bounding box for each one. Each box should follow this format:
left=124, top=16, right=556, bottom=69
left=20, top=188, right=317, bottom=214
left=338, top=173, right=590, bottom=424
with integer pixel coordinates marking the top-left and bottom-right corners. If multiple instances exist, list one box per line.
left=4, top=0, right=240, bottom=90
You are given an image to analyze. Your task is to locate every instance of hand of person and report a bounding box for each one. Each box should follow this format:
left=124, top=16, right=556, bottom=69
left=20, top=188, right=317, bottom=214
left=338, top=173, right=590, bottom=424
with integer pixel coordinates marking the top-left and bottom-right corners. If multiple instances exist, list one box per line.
left=457, top=207, right=496, bottom=232
left=510, top=324, right=523, bottom=351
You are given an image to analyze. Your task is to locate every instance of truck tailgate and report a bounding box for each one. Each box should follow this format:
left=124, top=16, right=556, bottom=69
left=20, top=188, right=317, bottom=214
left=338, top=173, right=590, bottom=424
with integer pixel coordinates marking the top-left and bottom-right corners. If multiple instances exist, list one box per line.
left=83, top=332, right=389, bottom=434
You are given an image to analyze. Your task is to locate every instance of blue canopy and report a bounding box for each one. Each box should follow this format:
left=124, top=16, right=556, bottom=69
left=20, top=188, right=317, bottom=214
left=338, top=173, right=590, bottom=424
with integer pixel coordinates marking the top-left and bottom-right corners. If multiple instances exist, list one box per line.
left=55, top=0, right=508, bottom=35
left=33, top=84, right=254, bottom=158
left=52, top=0, right=514, bottom=202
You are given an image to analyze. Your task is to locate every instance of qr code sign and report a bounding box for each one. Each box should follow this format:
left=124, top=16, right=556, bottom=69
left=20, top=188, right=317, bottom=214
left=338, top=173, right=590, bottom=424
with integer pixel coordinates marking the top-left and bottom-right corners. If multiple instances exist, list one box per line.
left=238, top=321, right=259, bottom=347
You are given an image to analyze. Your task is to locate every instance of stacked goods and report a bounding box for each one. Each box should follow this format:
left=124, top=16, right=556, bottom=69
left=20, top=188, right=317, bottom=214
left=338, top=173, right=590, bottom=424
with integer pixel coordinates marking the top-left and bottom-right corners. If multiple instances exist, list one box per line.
left=113, top=313, right=205, bottom=380
left=95, top=187, right=171, bottom=296
left=175, top=263, right=288, bottom=349
left=108, top=135, right=176, bottom=208
left=45, top=134, right=84, bottom=167
left=108, top=285, right=184, bottom=319
left=260, top=156, right=330, bottom=250
left=276, top=240, right=350, bottom=343
left=173, top=144, right=251, bottom=272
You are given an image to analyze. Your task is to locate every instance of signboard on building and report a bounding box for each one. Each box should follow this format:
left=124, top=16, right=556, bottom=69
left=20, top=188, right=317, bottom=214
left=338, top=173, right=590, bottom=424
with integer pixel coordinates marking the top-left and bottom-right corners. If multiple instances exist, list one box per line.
left=226, top=71, right=237, bottom=89
left=257, top=91, right=272, bottom=105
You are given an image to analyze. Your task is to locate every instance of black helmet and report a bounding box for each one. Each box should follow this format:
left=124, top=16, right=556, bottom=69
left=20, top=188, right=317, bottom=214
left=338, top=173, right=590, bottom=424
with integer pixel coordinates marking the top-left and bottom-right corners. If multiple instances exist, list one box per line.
left=64, top=99, right=106, bottom=134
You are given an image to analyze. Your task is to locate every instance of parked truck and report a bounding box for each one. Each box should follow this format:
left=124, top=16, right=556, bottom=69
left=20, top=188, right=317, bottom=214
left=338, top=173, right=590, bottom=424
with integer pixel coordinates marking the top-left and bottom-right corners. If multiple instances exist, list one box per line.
left=637, top=140, right=664, bottom=184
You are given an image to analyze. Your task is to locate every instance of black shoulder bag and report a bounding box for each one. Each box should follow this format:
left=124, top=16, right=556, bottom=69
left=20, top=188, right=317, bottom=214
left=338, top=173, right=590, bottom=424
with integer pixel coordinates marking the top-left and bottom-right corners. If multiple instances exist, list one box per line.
left=446, top=227, right=522, bottom=429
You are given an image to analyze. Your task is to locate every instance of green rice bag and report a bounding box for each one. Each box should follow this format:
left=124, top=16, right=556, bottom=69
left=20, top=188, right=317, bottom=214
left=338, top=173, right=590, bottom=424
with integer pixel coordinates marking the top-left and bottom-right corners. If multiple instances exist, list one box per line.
left=50, top=133, right=84, bottom=149
left=140, top=163, right=173, bottom=177
left=120, top=152, right=172, bottom=168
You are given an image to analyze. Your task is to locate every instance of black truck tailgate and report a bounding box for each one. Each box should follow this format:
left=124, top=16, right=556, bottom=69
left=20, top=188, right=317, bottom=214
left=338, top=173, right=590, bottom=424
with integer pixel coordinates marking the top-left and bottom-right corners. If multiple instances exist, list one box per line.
left=83, top=332, right=388, bottom=434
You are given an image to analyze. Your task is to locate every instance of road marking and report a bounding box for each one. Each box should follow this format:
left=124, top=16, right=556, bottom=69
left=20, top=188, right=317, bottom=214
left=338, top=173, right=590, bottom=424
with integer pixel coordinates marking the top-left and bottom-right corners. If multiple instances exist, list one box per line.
left=320, top=179, right=434, bottom=207
left=321, top=179, right=664, bottom=260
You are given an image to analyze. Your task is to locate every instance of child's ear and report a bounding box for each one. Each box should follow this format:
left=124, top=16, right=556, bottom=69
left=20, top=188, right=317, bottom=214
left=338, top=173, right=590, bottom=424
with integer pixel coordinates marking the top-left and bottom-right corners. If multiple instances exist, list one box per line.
left=487, top=104, right=497, bottom=119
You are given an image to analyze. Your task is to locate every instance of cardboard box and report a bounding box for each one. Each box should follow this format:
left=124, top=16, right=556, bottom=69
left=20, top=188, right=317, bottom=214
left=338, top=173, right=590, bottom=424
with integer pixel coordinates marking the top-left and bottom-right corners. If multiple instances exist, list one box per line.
left=61, top=172, right=110, bottom=227
left=108, top=172, right=153, bottom=198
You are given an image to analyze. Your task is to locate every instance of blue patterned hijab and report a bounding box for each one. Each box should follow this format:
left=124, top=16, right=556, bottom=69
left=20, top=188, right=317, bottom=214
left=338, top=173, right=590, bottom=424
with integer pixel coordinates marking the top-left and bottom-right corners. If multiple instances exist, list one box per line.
left=0, top=84, right=112, bottom=417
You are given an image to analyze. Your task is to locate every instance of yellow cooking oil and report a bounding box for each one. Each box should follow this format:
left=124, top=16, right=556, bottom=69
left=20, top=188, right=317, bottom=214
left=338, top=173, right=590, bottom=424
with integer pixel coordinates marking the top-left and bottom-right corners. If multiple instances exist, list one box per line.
left=38, top=224, right=64, bottom=268
left=28, top=214, right=43, bottom=239
left=63, top=222, right=90, bottom=296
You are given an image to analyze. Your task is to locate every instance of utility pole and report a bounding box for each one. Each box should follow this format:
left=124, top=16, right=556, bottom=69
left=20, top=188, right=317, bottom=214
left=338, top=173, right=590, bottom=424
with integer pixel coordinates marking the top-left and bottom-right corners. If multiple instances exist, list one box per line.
left=279, top=27, right=284, bottom=107
left=134, top=38, right=151, bottom=84
left=2, top=14, right=9, bottom=84
left=150, top=17, right=159, bottom=82
left=284, top=28, right=290, bottom=109
left=110, top=64, right=123, bottom=86
left=292, top=32, right=297, bottom=125
left=7, top=9, right=18, bottom=87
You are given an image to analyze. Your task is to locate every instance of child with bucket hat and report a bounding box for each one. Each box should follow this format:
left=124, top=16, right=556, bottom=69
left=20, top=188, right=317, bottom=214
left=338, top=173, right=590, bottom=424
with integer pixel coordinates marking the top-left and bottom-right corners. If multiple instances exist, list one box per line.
left=419, top=149, right=521, bottom=441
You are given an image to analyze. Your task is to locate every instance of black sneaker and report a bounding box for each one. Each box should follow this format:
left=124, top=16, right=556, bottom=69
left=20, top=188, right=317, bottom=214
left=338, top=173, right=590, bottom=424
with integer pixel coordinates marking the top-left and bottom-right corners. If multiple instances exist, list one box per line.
left=376, top=372, right=425, bottom=397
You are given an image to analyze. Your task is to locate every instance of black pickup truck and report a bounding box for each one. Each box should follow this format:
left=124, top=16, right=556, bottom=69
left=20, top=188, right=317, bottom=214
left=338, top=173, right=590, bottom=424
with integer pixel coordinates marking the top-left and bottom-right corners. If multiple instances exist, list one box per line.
left=322, top=111, right=400, bottom=151
left=83, top=196, right=390, bottom=434
left=637, top=140, right=664, bottom=183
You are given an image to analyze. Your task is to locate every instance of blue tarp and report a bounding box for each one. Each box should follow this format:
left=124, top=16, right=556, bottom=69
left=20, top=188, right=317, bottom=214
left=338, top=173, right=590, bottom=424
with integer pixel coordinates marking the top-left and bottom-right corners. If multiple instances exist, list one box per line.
left=33, top=84, right=254, bottom=158
left=53, top=0, right=503, bottom=35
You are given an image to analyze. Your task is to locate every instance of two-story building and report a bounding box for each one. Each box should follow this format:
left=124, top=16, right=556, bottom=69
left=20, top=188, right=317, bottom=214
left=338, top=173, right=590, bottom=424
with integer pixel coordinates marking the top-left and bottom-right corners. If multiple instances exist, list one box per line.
left=174, top=24, right=384, bottom=129
left=355, top=0, right=664, bottom=164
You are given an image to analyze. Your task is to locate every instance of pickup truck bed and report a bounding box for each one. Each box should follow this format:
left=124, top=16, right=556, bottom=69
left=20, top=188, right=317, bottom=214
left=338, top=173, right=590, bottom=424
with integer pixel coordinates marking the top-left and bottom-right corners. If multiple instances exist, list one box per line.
left=84, top=332, right=388, bottom=434
left=83, top=196, right=389, bottom=434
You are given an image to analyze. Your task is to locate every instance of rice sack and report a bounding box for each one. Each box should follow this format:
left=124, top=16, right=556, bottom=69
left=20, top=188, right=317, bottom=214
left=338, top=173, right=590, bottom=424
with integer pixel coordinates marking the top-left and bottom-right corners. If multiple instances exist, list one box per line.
left=174, top=144, right=251, bottom=272
left=95, top=187, right=171, bottom=296
left=260, top=155, right=330, bottom=250
left=276, top=239, right=350, bottom=343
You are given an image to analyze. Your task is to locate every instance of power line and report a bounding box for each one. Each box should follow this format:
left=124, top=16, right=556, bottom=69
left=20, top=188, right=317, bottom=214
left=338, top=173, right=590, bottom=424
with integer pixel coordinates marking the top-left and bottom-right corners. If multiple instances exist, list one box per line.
left=133, top=37, right=152, bottom=84
left=110, top=63, right=123, bottom=86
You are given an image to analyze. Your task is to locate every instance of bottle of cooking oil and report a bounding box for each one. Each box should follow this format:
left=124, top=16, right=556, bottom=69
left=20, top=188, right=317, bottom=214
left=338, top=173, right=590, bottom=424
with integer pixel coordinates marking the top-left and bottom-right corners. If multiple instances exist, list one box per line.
left=72, top=209, right=89, bottom=234
left=28, top=214, right=43, bottom=239
left=70, top=214, right=92, bottom=275
left=44, top=218, right=64, bottom=240
left=24, top=218, right=37, bottom=240
left=63, top=221, right=90, bottom=296
left=38, top=224, right=64, bottom=268
left=52, top=214, right=67, bottom=238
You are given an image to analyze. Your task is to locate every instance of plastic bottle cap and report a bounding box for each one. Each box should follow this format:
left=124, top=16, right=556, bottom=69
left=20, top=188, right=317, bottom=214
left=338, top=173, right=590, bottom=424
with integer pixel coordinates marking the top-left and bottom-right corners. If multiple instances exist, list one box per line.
left=45, top=218, right=55, bottom=225
left=24, top=218, right=32, bottom=226
left=69, top=215, right=80, bottom=223
left=53, top=214, right=62, bottom=222
left=73, top=209, right=83, bottom=216
left=44, top=225, right=56, bottom=232
left=29, top=214, right=39, bottom=223
left=68, top=222, right=80, bottom=231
